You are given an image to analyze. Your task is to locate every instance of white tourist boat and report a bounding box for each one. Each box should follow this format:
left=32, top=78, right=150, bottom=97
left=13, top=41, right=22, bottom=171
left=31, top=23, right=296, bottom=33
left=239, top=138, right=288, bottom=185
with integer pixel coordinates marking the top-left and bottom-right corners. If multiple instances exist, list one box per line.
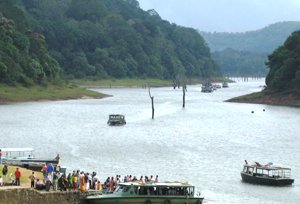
left=0, top=147, right=59, bottom=170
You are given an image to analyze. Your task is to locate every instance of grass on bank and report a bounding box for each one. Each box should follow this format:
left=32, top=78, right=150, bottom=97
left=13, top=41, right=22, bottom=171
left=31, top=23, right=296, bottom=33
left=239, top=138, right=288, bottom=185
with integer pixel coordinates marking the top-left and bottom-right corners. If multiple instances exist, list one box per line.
left=0, top=84, right=107, bottom=103
left=71, top=77, right=227, bottom=88
left=0, top=164, right=43, bottom=187
left=71, top=78, right=173, bottom=87
left=0, top=77, right=228, bottom=103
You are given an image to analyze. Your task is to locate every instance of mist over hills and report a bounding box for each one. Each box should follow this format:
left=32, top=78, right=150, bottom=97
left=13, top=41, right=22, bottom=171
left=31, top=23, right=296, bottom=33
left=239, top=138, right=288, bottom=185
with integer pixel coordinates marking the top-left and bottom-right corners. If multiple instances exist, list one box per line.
left=200, top=21, right=300, bottom=77
left=201, top=21, right=300, bottom=53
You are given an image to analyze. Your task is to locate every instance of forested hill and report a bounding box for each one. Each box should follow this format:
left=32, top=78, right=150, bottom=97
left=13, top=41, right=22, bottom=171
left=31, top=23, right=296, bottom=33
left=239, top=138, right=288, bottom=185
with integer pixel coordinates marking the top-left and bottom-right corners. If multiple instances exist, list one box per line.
left=266, top=30, right=300, bottom=92
left=199, top=22, right=300, bottom=77
left=0, top=0, right=221, bottom=85
left=0, top=1, right=61, bottom=85
left=200, top=21, right=300, bottom=53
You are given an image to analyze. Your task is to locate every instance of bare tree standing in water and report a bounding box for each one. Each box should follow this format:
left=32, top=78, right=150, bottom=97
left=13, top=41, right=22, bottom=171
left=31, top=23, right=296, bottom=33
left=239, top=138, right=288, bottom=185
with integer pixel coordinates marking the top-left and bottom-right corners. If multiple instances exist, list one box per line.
left=148, top=87, right=154, bottom=119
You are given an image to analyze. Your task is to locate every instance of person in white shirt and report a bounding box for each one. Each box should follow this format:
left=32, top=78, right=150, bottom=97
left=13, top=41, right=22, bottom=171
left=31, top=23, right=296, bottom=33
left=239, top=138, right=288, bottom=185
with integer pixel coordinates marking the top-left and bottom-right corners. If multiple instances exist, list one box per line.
left=0, top=176, right=3, bottom=186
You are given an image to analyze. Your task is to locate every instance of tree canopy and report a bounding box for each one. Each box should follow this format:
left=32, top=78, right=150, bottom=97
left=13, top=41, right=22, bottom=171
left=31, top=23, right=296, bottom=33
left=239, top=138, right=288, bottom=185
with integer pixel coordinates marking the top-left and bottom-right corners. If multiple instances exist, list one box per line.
left=200, top=22, right=300, bottom=77
left=212, top=48, right=268, bottom=77
left=0, top=0, right=61, bottom=85
left=0, top=0, right=221, bottom=86
left=266, top=31, right=300, bottom=92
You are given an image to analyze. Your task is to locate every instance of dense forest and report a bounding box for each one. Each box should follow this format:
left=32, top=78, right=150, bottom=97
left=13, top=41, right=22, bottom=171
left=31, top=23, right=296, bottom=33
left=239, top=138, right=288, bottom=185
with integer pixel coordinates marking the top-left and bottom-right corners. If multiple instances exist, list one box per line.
left=266, top=30, right=300, bottom=92
left=200, top=22, right=300, bottom=53
left=212, top=49, right=267, bottom=77
left=0, top=0, right=221, bottom=86
left=0, top=0, right=61, bottom=85
left=200, top=22, right=300, bottom=77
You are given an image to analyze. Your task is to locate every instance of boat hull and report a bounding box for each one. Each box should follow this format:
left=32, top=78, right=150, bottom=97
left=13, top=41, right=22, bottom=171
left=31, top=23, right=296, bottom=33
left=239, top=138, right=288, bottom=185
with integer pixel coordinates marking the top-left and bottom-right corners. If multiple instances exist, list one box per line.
left=241, top=172, right=294, bottom=186
left=86, top=196, right=203, bottom=204
left=3, top=158, right=58, bottom=171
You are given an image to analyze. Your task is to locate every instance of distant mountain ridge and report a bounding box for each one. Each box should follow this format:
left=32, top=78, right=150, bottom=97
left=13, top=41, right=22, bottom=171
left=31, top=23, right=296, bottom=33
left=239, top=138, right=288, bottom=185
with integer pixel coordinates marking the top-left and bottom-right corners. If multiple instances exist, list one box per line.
left=200, top=21, right=300, bottom=53
left=199, top=21, right=300, bottom=77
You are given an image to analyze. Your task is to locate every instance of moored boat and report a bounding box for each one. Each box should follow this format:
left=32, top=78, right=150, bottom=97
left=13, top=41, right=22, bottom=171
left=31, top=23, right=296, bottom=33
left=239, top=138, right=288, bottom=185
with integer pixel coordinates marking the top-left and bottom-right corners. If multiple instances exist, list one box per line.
left=86, top=181, right=204, bottom=204
left=241, top=161, right=294, bottom=186
left=0, top=148, right=60, bottom=171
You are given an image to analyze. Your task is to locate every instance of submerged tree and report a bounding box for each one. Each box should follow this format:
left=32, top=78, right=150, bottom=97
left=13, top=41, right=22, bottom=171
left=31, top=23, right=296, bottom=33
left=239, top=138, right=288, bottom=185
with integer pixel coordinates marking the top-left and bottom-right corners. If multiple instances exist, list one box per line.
left=148, top=87, right=154, bottom=119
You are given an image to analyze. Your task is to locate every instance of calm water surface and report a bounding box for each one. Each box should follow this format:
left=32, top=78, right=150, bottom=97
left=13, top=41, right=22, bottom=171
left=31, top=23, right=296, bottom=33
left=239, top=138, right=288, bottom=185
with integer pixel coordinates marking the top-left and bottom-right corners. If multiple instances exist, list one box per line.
left=1, top=79, right=300, bottom=204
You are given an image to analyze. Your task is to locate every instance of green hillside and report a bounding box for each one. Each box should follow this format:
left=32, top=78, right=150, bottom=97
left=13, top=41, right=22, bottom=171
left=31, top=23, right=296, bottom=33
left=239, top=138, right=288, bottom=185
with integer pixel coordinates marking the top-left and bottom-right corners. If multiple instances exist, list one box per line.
left=212, top=49, right=268, bottom=77
left=200, top=21, right=300, bottom=53
left=0, top=0, right=61, bottom=85
left=0, top=0, right=221, bottom=87
left=266, top=30, right=300, bottom=92
left=199, top=22, right=300, bottom=77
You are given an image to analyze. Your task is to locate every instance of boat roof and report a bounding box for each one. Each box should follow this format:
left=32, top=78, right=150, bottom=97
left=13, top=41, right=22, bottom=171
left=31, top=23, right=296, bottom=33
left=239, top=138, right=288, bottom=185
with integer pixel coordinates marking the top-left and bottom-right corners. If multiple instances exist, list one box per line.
left=0, top=148, right=34, bottom=152
left=118, top=181, right=194, bottom=187
left=244, top=163, right=291, bottom=171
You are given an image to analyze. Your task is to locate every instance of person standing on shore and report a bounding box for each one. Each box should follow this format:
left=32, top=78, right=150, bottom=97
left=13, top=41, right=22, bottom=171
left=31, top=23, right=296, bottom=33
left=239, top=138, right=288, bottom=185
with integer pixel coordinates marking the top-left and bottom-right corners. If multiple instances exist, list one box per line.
left=2, top=165, right=8, bottom=183
left=15, top=168, right=21, bottom=186
left=28, top=172, right=35, bottom=188
left=47, top=163, right=54, bottom=182
left=0, top=176, right=3, bottom=186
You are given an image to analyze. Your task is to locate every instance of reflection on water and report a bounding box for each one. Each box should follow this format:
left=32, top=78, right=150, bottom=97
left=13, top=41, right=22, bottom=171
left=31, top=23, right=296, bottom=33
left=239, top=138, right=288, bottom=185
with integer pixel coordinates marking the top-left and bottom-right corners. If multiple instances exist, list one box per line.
left=1, top=79, right=300, bottom=204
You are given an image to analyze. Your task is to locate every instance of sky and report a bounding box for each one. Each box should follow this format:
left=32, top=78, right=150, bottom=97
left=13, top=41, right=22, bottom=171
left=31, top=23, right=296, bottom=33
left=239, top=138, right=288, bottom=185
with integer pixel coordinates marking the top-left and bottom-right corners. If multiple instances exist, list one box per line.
left=137, top=0, right=300, bottom=32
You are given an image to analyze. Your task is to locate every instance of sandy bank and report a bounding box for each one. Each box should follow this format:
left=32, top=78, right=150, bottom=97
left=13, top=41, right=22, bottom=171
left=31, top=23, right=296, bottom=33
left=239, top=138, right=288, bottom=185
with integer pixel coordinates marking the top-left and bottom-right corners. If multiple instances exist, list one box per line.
left=226, top=91, right=300, bottom=107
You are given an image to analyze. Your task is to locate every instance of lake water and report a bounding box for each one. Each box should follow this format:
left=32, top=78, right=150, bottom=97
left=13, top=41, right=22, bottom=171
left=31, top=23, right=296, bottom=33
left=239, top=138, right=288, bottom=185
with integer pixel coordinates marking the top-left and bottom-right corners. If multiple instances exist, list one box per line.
left=1, top=79, right=300, bottom=204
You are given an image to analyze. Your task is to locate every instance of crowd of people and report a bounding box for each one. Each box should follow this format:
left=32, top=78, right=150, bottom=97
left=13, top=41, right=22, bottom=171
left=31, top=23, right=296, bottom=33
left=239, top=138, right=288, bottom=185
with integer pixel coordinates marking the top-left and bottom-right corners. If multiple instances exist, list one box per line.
left=0, top=162, right=160, bottom=193
left=0, top=165, right=20, bottom=186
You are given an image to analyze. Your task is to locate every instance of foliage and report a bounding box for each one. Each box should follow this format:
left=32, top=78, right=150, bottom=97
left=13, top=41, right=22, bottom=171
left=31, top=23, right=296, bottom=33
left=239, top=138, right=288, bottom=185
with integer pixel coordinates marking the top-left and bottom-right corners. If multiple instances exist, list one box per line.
left=10, top=0, right=220, bottom=81
left=200, top=21, right=300, bottom=53
left=0, top=1, right=61, bottom=85
left=212, top=48, right=268, bottom=77
left=266, top=31, right=300, bottom=92
left=200, top=22, right=300, bottom=77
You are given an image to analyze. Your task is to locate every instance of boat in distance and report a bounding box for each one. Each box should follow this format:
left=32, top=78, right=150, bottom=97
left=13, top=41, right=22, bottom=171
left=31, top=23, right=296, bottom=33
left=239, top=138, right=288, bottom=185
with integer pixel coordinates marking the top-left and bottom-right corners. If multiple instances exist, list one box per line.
left=201, top=82, right=214, bottom=93
left=241, top=161, right=294, bottom=186
left=86, top=181, right=204, bottom=204
left=0, top=148, right=60, bottom=171
left=107, top=114, right=126, bottom=126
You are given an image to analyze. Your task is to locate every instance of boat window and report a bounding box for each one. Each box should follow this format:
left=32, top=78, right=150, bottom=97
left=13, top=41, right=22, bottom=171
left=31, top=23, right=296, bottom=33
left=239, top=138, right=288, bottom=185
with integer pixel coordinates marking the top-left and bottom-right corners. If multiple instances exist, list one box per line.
left=248, top=167, right=254, bottom=174
left=115, top=185, right=131, bottom=193
left=115, top=185, right=123, bottom=192
left=256, top=168, right=263, bottom=174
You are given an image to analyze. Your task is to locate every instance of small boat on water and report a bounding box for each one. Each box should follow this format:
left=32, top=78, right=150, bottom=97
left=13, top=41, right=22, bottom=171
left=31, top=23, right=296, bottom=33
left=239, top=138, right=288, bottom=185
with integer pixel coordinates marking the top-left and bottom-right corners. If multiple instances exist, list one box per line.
left=201, top=82, right=214, bottom=93
left=86, top=181, right=204, bottom=204
left=0, top=148, right=60, bottom=171
left=241, top=161, right=294, bottom=186
left=107, top=114, right=126, bottom=126
left=222, top=82, right=229, bottom=88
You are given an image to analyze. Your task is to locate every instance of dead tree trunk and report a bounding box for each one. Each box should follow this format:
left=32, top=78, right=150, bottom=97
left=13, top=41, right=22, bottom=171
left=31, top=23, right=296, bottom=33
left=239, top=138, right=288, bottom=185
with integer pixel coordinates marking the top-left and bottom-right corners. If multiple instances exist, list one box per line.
left=148, top=88, right=154, bottom=119
left=182, top=84, right=187, bottom=108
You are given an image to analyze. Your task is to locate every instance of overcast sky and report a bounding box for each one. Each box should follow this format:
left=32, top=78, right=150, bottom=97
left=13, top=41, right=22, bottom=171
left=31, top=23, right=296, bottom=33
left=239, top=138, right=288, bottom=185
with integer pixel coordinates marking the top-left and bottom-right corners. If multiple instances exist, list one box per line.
left=137, top=0, right=300, bottom=32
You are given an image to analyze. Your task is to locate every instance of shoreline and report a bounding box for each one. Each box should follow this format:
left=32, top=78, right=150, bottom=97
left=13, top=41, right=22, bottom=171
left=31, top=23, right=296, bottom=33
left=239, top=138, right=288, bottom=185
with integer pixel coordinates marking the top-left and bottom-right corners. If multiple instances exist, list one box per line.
left=226, top=91, right=300, bottom=107
left=0, top=95, right=109, bottom=105
left=0, top=84, right=110, bottom=105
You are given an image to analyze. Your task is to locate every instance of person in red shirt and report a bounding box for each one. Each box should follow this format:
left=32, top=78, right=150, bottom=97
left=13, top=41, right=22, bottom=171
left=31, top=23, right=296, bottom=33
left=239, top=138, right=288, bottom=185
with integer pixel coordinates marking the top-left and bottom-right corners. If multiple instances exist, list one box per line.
left=15, top=168, right=21, bottom=186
